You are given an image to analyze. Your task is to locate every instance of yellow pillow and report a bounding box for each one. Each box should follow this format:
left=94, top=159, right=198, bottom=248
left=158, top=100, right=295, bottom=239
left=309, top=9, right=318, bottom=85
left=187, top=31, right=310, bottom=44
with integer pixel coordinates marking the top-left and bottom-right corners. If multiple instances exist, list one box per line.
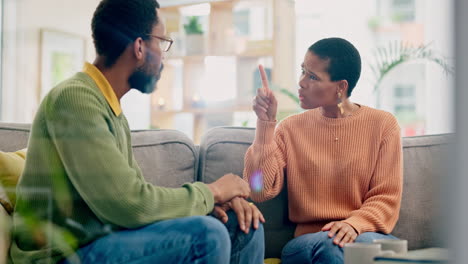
left=264, top=258, right=282, bottom=264
left=0, top=149, right=27, bottom=213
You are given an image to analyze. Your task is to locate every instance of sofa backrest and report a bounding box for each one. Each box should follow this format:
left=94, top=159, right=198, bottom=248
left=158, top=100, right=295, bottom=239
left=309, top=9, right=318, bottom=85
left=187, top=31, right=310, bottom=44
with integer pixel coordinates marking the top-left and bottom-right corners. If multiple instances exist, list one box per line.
left=394, top=133, right=451, bottom=250
left=131, top=129, right=198, bottom=187
left=0, top=123, right=198, bottom=187
left=0, top=123, right=30, bottom=151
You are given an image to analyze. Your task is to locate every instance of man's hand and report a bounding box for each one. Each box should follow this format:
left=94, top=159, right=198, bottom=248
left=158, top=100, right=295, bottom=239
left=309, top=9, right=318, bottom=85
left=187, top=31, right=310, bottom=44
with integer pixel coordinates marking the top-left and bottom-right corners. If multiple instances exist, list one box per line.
left=321, top=221, right=358, bottom=248
left=212, top=197, right=265, bottom=234
left=207, top=174, right=250, bottom=204
left=253, top=65, right=277, bottom=122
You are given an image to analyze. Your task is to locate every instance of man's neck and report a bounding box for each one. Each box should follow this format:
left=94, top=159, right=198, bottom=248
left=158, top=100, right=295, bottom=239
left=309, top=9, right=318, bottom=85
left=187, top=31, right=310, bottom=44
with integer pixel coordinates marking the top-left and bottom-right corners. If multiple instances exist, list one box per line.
left=93, top=57, right=132, bottom=101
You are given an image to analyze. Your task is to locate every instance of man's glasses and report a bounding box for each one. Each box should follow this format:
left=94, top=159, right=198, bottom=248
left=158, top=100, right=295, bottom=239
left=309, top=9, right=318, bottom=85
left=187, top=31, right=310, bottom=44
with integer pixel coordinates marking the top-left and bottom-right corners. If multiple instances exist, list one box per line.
left=147, top=34, right=174, bottom=52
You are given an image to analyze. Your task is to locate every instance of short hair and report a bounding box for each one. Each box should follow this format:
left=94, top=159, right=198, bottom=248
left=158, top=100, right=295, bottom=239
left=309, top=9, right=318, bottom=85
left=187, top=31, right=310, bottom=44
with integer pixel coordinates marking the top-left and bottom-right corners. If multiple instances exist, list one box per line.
left=308, top=38, right=362, bottom=97
left=91, top=0, right=160, bottom=67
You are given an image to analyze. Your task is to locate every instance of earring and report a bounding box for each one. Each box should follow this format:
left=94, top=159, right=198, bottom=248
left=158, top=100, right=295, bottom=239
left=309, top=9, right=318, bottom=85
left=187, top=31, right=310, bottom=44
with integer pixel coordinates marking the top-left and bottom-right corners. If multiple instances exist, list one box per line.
left=337, top=92, right=344, bottom=115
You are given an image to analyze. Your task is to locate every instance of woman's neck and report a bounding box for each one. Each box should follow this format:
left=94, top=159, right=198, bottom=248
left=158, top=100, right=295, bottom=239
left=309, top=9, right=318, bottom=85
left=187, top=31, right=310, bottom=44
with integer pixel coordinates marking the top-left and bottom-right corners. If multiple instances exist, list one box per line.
left=320, top=99, right=359, bottom=118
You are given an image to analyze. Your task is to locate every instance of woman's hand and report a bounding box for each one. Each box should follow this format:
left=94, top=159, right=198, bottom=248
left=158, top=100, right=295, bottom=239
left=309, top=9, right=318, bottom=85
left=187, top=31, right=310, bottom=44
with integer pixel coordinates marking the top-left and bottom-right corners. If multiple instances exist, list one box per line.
left=322, top=221, right=358, bottom=247
left=253, top=65, right=277, bottom=122
left=212, top=197, right=265, bottom=234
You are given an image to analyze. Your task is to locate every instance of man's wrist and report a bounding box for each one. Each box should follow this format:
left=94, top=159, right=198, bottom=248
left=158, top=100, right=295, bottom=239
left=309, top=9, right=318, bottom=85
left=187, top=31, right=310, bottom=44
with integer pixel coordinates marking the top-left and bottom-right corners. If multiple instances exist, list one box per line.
left=207, top=183, right=220, bottom=204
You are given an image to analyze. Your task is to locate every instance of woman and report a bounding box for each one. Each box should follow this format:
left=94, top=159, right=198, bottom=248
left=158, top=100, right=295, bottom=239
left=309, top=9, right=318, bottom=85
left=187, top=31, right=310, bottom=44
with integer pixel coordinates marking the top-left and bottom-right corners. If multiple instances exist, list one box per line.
left=244, top=37, right=403, bottom=264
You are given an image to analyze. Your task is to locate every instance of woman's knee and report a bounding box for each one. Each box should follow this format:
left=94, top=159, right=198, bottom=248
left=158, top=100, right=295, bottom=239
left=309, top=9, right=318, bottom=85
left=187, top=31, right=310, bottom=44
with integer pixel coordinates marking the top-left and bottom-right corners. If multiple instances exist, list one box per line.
left=282, top=232, right=342, bottom=262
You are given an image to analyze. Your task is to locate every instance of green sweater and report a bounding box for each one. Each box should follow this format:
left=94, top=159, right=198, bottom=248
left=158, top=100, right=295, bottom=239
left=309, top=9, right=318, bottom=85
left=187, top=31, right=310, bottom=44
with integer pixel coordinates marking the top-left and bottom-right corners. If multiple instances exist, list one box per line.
left=11, top=71, right=214, bottom=264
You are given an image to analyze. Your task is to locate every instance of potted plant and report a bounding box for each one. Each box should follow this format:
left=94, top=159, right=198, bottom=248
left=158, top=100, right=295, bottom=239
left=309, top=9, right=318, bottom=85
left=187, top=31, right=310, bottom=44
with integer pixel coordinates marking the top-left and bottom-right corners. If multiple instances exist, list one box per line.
left=184, top=16, right=204, bottom=55
left=370, top=41, right=454, bottom=108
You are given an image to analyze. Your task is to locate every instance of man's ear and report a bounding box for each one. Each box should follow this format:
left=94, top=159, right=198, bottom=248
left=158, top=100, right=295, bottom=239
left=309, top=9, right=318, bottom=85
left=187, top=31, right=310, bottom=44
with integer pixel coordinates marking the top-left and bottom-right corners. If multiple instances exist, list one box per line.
left=133, top=38, right=145, bottom=62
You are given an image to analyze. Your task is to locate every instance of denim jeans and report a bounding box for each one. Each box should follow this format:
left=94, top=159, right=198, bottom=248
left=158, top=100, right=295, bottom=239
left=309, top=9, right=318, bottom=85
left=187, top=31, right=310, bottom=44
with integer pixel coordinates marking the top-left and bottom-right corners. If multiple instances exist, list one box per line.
left=59, top=210, right=264, bottom=264
left=281, top=231, right=397, bottom=264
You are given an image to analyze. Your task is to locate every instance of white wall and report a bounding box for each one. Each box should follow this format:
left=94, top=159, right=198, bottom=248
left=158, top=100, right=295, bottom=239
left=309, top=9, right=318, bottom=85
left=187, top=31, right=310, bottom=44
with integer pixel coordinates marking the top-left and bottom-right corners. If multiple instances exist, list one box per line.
left=1, top=0, right=97, bottom=123
left=295, top=0, right=454, bottom=135
left=295, top=0, right=378, bottom=107
left=423, top=0, right=454, bottom=134
left=1, top=0, right=152, bottom=129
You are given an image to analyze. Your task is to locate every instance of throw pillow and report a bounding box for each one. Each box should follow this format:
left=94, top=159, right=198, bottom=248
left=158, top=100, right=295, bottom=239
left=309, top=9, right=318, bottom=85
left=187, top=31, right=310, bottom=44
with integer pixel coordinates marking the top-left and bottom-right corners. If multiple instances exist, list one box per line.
left=0, top=149, right=27, bottom=214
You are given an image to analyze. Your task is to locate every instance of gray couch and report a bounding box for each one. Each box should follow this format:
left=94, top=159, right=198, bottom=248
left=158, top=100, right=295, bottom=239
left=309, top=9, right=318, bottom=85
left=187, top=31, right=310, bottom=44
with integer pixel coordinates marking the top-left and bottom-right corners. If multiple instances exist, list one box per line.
left=0, top=122, right=451, bottom=260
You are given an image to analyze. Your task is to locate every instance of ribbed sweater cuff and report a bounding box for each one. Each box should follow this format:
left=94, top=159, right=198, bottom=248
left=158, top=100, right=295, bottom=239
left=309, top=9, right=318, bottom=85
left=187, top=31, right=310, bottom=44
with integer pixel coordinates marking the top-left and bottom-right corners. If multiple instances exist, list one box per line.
left=254, top=119, right=277, bottom=145
left=192, top=182, right=215, bottom=213
left=343, top=216, right=369, bottom=235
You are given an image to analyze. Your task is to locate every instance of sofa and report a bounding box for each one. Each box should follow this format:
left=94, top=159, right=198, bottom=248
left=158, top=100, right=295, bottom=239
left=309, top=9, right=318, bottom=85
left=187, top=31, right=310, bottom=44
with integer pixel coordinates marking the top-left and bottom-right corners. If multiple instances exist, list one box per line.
left=0, top=122, right=452, bottom=261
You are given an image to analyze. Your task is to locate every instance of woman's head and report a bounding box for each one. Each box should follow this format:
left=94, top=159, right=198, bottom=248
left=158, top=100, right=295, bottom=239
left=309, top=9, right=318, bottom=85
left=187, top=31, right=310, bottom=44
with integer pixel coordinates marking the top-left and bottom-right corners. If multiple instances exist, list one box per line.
left=298, top=37, right=361, bottom=109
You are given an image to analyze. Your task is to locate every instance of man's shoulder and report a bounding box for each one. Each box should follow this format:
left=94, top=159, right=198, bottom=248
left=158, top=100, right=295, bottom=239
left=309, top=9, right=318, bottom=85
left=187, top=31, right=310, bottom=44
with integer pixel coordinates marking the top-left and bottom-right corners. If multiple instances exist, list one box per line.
left=48, top=72, right=96, bottom=96
left=44, top=72, right=103, bottom=108
left=38, top=72, right=109, bottom=122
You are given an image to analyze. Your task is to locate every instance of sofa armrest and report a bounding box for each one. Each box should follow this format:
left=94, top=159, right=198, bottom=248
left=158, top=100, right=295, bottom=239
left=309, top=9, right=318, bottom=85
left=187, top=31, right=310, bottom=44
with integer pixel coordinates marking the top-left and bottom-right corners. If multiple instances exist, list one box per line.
left=0, top=205, right=11, bottom=264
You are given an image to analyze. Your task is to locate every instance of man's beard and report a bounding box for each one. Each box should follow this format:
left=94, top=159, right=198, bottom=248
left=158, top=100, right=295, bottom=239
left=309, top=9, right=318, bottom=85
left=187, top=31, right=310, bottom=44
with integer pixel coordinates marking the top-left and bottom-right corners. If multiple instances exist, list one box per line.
left=129, top=63, right=164, bottom=94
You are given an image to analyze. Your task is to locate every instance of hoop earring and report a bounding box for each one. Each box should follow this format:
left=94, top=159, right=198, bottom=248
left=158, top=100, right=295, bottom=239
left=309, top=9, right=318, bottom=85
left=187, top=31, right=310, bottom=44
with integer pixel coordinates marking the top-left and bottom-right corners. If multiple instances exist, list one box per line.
left=337, top=92, right=344, bottom=115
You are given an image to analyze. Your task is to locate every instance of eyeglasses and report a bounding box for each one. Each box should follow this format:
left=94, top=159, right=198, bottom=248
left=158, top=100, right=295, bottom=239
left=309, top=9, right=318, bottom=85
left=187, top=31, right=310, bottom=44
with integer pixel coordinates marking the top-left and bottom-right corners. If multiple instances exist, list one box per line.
left=147, top=34, right=174, bottom=52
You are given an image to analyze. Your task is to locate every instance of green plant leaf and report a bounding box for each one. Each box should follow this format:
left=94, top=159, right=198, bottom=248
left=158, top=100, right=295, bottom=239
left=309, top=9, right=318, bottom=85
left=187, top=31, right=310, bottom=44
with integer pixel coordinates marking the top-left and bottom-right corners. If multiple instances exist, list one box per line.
left=371, top=41, right=454, bottom=94
left=184, top=16, right=203, bottom=35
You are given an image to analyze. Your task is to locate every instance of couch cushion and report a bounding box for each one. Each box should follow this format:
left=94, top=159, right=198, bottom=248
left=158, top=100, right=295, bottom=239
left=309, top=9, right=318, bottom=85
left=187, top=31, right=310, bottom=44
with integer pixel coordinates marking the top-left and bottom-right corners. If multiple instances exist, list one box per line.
left=199, top=127, right=296, bottom=258
left=199, top=127, right=255, bottom=183
left=131, top=129, right=198, bottom=187
left=393, top=134, right=452, bottom=250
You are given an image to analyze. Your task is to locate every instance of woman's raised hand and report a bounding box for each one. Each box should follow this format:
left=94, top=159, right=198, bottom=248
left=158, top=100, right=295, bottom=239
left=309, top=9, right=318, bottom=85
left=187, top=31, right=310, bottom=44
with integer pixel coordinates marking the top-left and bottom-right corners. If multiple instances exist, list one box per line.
left=252, top=65, right=277, bottom=122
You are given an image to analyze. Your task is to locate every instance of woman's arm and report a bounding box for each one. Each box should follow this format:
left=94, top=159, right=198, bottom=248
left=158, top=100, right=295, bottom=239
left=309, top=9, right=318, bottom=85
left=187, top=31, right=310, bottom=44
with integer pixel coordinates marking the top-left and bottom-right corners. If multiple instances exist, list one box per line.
left=343, top=122, right=403, bottom=234
left=243, top=119, right=287, bottom=202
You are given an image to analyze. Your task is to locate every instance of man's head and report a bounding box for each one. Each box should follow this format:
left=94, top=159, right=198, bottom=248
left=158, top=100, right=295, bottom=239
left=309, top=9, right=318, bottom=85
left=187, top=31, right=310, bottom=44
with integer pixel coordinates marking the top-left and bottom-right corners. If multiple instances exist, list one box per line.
left=92, top=0, right=168, bottom=93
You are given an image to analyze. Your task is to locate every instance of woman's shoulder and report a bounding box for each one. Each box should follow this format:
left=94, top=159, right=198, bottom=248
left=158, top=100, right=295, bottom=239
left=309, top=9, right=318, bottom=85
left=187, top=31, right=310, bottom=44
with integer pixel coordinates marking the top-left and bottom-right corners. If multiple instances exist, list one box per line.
left=361, top=105, right=398, bottom=124
left=360, top=105, right=400, bottom=134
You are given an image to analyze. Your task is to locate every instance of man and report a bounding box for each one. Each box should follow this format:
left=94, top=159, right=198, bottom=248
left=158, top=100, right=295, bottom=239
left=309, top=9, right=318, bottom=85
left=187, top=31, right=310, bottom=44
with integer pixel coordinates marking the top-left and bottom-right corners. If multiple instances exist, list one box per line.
left=11, top=0, right=265, bottom=263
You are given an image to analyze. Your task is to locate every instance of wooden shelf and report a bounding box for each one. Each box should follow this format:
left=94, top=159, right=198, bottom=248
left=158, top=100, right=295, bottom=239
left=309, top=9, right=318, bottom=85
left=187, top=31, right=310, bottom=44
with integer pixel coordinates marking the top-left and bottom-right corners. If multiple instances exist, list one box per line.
left=166, top=52, right=274, bottom=61
left=153, top=105, right=252, bottom=114
left=159, top=0, right=233, bottom=9
left=154, top=0, right=296, bottom=143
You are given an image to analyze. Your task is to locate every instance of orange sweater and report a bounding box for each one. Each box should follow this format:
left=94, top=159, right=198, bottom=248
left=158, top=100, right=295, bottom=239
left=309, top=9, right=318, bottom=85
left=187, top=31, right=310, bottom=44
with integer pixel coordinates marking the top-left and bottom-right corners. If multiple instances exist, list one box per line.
left=244, top=105, right=403, bottom=237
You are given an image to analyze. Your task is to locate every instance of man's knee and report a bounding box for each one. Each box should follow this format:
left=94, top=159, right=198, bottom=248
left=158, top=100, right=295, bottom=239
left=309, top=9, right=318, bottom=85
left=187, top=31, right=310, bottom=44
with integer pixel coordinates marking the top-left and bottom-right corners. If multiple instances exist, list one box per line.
left=222, top=210, right=264, bottom=251
left=191, top=216, right=230, bottom=248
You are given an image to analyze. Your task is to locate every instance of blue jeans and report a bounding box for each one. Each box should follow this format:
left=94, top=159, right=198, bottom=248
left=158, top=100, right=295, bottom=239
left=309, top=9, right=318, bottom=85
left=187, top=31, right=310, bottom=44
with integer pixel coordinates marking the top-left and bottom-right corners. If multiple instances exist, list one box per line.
left=59, top=210, right=264, bottom=264
left=281, top=231, right=397, bottom=264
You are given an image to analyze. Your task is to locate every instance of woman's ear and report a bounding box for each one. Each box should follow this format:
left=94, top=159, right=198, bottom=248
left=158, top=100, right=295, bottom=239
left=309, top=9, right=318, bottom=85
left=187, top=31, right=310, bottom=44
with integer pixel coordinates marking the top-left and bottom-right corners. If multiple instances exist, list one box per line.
left=338, top=80, right=349, bottom=97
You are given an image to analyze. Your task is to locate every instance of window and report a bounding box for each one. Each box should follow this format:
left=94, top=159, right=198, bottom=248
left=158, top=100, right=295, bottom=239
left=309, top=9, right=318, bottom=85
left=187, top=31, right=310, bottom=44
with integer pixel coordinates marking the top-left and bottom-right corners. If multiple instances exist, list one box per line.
left=392, top=0, right=415, bottom=22
left=393, top=84, right=423, bottom=136
left=394, top=84, right=416, bottom=114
